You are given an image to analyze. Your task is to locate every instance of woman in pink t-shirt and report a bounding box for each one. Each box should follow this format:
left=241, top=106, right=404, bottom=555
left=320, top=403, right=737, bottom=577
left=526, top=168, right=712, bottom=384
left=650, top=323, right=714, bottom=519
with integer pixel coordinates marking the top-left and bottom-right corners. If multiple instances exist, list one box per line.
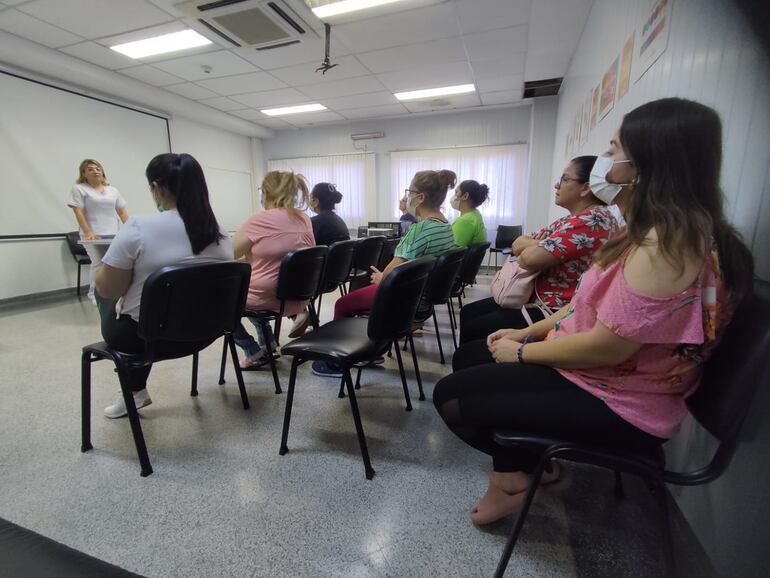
left=434, top=98, right=754, bottom=526
left=231, top=171, right=315, bottom=369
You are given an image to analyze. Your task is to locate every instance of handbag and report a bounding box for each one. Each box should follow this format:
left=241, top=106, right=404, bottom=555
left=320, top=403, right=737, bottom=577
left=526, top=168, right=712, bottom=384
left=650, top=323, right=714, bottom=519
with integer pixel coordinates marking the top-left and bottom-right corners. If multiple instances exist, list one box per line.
left=490, top=257, right=539, bottom=308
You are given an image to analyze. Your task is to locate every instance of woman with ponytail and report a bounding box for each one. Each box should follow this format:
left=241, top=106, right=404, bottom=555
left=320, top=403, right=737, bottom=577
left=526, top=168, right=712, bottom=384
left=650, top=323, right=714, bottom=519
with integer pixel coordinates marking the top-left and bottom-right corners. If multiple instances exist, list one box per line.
left=231, top=171, right=315, bottom=369
left=95, top=153, right=232, bottom=419
left=312, top=169, right=457, bottom=377
left=449, top=179, right=489, bottom=247
left=434, top=98, right=753, bottom=526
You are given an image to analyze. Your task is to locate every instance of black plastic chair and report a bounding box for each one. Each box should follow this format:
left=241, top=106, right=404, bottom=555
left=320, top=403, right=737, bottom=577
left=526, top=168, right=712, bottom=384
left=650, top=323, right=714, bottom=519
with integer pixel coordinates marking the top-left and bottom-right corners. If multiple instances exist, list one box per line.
left=377, top=237, right=400, bottom=271
left=491, top=280, right=770, bottom=578
left=279, top=257, right=435, bottom=479
left=65, top=231, right=91, bottom=296
left=218, top=245, right=328, bottom=395
left=449, top=242, right=491, bottom=327
left=314, top=239, right=357, bottom=319
left=345, top=235, right=385, bottom=294
left=81, top=261, right=252, bottom=477
left=487, top=225, right=522, bottom=272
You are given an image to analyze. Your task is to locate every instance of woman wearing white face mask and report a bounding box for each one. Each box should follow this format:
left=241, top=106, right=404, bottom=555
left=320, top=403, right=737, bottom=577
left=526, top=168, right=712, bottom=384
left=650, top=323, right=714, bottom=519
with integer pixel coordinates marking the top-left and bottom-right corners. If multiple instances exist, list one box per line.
left=450, top=180, right=489, bottom=247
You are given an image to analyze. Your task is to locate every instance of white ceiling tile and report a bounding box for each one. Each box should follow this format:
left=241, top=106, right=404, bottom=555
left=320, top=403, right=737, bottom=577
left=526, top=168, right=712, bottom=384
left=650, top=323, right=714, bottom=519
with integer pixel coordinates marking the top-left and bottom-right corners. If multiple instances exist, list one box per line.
left=153, top=50, right=257, bottom=81
left=463, top=26, right=528, bottom=62
left=236, top=34, right=350, bottom=70
left=231, top=109, right=272, bottom=121
left=286, top=111, right=346, bottom=126
left=298, top=76, right=386, bottom=99
left=195, top=71, right=287, bottom=96
left=454, top=0, right=532, bottom=34
left=198, top=96, right=247, bottom=112
left=0, top=9, right=83, bottom=48
left=164, top=82, right=220, bottom=100
left=18, top=0, right=173, bottom=38
left=119, top=64, right=184, bottom=86
left=476, top=74, right=524, bottom=94
left=321, top=91, right=397, bottom=111
left=269, top=55, right=371, bottom=86
left=357, top=38, right=466, bottom=74
left=332, top=3, right=460, bottom=53
left=376, top=61, right=473, bottom=92
left=250, top=117, right=294, bottom=129
left=480, top=89, right=525, bottom=106
left=340, top=103, right=409, bottom=120
left=471, top=54, right=526, bottom=79
left=230, top=88, right=311, bottom=109
left=1, top=0, right=29, bottom=5
left=401, top=92, right=481, bottom=113
left=59, top=41, right=138, bottom=70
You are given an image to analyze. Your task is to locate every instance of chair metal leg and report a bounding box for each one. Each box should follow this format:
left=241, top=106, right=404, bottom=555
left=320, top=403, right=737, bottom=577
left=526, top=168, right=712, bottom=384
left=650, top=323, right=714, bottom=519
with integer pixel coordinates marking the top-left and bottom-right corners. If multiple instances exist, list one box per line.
left=402, top=336, right=408, bottom=351
left=116, top=369, right=153, bottom=477
left=218, top=337, right=228, bottom=385
left=343, top=368, right=375, bottom=480
left=432, top=311, right=445, bottom=364
left=76, top=263, right=82, bottom=296
left=190, top=352, right=199, bottom=396
left=308, top=301, right=320, bottom=330
left=393, top=339, right=413, bottom=411
left=355, top=366, right=362, bottom=389
left=274, top=317, right=282, bottom=346
left=338, top=375, right=346, bottom=398
left=279, top=357, right=300, bottom=455
left=653, top=477, right=676, bottom=577
left=317, top=293, right=323, bottom=322
left=262, top=321, right=282, bottom=394
left=227, top=335, right=250, bottom=410
left=407, top=334, right=425, bottom=401
left=614, top=470, right=625, bottom=499
left=81, top=351, right=93, bottom=452
left=447, top=302, right=458, bottom=350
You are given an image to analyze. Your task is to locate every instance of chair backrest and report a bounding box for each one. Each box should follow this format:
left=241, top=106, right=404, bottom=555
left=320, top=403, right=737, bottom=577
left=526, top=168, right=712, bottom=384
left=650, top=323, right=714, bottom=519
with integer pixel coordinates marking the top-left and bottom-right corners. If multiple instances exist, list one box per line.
left=687, top=280, right=770, bottom=443
left=458, top=242, right=491, bottom=285
left=424, top=247, right=468, bottom=305
left=367, top=257, right=435, bottom=342
left=377, top=237, right=400, bottom=270
left=276, top=245, right=328, bottom=301
left=138, top=261, right=251, bottom=345
left=494, top=225, right=522, bottom=250
left=65, top=231, right=88, bottom=258
left=321, top=239, right=357, bottom=292
left=352, top=235, right=385, bottom=272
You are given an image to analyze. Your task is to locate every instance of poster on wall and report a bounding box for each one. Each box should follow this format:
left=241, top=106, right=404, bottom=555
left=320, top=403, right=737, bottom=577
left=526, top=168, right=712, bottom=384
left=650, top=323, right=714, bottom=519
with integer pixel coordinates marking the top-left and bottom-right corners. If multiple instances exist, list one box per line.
left=581, top=93, right=592, bottom=145
left=576, top=102, right=584, bottom=145
left=590, top=84, right=600, bottom=128
left=635, top=0, right=673, bottom=82
left=599, top=57, right=619, bottom=120
left=618, top=32, right=635, bottom=99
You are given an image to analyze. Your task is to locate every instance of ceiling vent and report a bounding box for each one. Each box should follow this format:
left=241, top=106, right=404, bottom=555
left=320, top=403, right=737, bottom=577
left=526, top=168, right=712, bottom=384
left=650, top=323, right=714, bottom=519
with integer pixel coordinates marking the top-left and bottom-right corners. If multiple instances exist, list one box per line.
left=176, top=0, right=313, bottom=48
left=523, top=78, right=563, bottom=98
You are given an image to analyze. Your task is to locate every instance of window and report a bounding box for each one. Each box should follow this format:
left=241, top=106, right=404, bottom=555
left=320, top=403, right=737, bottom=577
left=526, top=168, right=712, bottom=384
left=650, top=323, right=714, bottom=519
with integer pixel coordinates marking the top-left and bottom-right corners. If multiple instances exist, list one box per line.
left=267, top=153, right=374, bottom=226
left=390, top=144, right=528, bottom=229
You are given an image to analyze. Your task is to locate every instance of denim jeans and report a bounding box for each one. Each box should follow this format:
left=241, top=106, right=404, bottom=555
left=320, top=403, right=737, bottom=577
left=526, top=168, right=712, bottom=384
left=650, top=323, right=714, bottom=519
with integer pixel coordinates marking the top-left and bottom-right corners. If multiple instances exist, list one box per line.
left=233, top=318, right=270, bottom=357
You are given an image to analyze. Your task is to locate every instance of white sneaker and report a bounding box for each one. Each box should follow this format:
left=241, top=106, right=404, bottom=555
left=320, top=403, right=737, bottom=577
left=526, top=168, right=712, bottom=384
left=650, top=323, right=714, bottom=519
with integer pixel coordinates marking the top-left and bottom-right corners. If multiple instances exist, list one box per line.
left=288, top=310, right=312, bottom=338
left=104, top=389, right=152, bottom=419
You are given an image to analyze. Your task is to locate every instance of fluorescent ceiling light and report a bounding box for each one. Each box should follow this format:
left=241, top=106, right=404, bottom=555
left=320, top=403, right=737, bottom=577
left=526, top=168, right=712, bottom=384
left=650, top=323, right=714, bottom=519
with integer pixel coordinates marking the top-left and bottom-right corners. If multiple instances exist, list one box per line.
left=260, top=103, right=327, bottom=116
left=311, top=0, right=406, bottom=18
left=395, top=84, right=476, bottom=101
left=110, top=30, right=211, bottom=59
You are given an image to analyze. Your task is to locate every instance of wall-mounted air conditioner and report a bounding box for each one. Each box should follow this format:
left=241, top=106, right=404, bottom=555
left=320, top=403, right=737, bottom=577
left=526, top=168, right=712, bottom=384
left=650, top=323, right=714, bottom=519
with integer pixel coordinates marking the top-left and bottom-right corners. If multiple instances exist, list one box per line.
left=176, top=0, right=315, bottom=49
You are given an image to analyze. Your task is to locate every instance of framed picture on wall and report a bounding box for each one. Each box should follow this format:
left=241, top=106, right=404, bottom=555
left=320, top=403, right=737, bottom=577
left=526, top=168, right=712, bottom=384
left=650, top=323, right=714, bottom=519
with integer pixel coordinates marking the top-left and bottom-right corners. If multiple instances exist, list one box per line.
left=590, top=84, right=600, bottom=128
left=618, top=32, right=635, bottom=99
left=635, top=0, right=674, bottom=82
left=581, top=92, right=592, bottom=144
left=599, top=57, right=619, bottom=119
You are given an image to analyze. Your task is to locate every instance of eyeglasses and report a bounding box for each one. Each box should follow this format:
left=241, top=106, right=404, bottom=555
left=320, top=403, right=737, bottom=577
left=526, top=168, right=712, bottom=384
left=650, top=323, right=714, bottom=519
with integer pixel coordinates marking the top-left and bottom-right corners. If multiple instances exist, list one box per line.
left=557, top=174, right=584, bottom=184
left=405, top=188, right=421, bottom=196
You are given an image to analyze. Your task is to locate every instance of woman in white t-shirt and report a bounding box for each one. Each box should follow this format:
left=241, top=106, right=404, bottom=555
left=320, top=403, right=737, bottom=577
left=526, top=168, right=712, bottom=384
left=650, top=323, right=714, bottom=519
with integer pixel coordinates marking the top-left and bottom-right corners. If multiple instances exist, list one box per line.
left=67, top=159, right=129, bottom=300
left=95, top=153, right=233, bottom=419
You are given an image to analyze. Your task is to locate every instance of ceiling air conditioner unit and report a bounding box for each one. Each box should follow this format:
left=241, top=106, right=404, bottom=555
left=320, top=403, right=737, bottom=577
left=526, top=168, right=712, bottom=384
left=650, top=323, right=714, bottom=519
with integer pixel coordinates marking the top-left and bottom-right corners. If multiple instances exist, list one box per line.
left=176, top=0, right=313, bottom=49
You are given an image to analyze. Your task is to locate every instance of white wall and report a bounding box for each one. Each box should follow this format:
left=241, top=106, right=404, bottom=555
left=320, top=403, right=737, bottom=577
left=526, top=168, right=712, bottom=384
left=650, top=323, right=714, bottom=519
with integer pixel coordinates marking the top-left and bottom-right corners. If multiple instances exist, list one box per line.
left=552, top=1, right=770, bottom=574
left=262, top=105, right=536, bottom=229
left=526, top=96, right=559, bottom=232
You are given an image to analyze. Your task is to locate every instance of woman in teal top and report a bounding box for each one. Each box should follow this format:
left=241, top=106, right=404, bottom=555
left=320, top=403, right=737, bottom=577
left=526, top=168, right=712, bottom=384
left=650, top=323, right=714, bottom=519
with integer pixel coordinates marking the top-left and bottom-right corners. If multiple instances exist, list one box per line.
left=450, top=180, right=489, bottom=246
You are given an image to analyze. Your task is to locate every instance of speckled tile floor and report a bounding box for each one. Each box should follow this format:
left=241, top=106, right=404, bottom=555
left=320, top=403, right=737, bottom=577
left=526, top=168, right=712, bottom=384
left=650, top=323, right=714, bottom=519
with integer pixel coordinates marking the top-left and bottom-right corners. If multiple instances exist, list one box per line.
left=0, top=280, right=711, bottom=577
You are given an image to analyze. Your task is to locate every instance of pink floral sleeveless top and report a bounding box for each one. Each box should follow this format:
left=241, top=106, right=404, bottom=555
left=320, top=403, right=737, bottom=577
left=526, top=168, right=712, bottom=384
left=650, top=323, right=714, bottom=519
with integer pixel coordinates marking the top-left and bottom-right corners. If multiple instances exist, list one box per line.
left=547, top=246, right=731, bottom=439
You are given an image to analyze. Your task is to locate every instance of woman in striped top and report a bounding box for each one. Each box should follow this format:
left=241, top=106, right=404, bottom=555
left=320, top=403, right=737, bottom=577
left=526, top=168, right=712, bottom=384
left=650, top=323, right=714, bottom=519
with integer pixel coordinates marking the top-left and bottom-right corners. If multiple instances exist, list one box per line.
left=312, top=169, right=457, bottom=377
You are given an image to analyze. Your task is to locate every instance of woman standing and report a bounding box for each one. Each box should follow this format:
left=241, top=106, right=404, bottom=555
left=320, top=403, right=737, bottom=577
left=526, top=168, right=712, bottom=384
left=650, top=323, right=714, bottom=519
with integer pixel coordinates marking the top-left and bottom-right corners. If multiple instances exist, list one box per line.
left=67, top=159, right=128, bottom=301
left=434, top=98, right=753, bottom=526
left=459, top=156, right=618, bottom=343
left=450, top=179, right=489, bottom=247
left=232, top=171, right=315, bottom=369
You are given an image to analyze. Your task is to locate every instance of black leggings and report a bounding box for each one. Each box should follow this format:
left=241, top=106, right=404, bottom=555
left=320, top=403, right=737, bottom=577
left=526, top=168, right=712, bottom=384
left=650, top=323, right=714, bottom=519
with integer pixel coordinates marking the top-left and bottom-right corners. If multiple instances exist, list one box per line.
left=459, top=297, right=545, bottom=344
left=434, top=339, right=665, bottom=472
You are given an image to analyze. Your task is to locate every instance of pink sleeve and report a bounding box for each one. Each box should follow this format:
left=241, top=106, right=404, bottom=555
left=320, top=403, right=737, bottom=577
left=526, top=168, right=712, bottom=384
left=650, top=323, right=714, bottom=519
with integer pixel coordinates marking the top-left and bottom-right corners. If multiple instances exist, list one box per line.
left=238, top=212, right=271, bottom=244
left=583, top=267, right=706, bottom=344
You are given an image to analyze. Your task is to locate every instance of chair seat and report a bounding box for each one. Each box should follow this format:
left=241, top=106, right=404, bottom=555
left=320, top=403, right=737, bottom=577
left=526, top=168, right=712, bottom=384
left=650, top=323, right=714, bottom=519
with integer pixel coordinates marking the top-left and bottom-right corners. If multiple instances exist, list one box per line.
left=243, top=309, right=279, bottom=320
left=281, top=318, right=389, bottom=363
left=83, top=340, right=211, bottom=368
left=75, top=255, right=91, bottom=264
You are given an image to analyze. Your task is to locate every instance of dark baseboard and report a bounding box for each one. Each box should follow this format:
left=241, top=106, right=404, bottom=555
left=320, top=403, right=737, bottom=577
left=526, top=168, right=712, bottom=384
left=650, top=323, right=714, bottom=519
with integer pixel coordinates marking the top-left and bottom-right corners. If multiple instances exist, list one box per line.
left=0, top=286, right=88, bottom=313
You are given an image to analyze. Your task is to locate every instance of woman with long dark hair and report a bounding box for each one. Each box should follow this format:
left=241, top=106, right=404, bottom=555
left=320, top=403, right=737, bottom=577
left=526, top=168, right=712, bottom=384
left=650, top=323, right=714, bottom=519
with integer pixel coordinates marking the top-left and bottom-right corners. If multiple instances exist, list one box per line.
left=434, top=98, right=753, bottom=525
left=95, top=153, right=231, bottom=418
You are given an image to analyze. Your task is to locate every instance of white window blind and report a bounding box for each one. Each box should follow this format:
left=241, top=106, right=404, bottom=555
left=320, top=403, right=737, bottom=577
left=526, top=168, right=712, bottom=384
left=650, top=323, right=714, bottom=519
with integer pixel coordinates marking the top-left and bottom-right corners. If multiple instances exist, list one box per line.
left=267, top=153, right=374, bottom=226
left=390, top=144, right=529, bottom=229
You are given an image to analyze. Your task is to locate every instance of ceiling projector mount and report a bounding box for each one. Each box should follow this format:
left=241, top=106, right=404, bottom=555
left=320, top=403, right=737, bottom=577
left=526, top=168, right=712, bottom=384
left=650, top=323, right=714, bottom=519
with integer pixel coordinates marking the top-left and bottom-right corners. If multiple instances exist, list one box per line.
left=315, top=22, right=338, bottom=75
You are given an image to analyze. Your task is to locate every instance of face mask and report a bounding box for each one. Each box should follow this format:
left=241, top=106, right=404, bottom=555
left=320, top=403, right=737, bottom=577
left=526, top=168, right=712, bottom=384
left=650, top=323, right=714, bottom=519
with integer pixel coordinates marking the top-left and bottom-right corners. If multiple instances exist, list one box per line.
left=450, top=195, right=461, bottom=211
left=406, top=193, right=422, bottom=216
left=589, top=155, right=633, bottom=204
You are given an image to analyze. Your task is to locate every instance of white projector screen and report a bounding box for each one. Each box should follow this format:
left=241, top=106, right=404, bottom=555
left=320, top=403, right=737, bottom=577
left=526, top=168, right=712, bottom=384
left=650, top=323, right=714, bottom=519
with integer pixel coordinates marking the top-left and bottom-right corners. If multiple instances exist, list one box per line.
left=0, top=71, right=171, bottom=236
